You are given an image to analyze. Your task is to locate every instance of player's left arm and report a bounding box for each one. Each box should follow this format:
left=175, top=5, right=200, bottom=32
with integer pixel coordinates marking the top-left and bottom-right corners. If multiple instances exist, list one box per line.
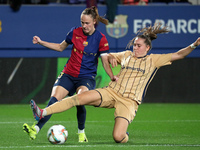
left=171, top=37, right=200, bottom=62
left=101, top=54, right=118, bottom=81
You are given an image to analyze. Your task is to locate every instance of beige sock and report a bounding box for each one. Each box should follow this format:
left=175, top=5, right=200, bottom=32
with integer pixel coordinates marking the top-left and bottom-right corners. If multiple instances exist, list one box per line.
left=44, top=95, right=79, bottom=116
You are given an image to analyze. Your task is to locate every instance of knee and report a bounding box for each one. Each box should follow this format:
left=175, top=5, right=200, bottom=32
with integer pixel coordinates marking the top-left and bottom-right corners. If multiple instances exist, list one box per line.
left=50, top=94, right=61, bottom=100
left=113, top=132, right=128, bottom=143
left=77, top=94, right=85, bottom=105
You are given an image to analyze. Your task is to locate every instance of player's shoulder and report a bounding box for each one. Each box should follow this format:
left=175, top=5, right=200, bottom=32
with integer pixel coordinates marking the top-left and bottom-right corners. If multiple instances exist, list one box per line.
left=66, top=26, right=78, bottom=35
left=123, top=50, right=132, bottom=58
left=149, top=53, right=171, bottom=58
left=111, top=50, right=132, bottom=58
left=148, top=53, right=172, bottom=62
left=148, top=53, right=161, bottom=60
left=125, top=50, right=132, bottom=54
left=94, top=29, right=106, bottom=37
left=70, top=26, right=82, bottom=32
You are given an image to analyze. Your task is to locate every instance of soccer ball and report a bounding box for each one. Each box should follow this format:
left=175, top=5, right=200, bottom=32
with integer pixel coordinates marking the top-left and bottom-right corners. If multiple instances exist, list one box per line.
left=47, top=124, right=68, bottom=144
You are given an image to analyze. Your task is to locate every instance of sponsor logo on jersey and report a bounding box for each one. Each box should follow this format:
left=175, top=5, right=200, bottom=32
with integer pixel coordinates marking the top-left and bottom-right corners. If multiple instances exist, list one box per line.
left=122, top=65, right=145, bottom=74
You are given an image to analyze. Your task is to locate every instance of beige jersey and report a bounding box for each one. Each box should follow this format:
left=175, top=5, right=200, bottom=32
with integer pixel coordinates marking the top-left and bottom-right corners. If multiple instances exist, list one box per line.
left=109, top=50, right=172, bottom=104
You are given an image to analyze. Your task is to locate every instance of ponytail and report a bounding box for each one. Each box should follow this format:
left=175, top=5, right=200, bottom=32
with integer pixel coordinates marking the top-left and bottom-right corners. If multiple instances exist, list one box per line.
left=127, top=23, right=170, bottom=50
left=82, top=6, right=109, bottom=25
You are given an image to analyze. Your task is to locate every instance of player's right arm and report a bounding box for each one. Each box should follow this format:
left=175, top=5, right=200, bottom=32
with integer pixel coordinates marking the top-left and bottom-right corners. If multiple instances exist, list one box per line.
left=32, top=36, right=69, bottom=52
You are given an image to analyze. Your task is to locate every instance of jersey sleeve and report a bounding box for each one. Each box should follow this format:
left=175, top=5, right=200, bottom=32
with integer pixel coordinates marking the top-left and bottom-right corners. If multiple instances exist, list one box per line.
left=65, top=27, right=76, bottom=44
left=98, top=33, right=109, bottom=54
left=151, top=53, right=172, bottom=68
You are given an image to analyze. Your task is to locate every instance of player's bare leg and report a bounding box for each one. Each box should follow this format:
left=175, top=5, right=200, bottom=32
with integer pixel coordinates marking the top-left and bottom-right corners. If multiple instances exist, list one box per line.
left=78, top=90, right=102, bottom=106
left=30, top=90, right=102, bottom=120
left=113, top=117, right=129, bottom=143
left=51, top=86, right=69, bottom=100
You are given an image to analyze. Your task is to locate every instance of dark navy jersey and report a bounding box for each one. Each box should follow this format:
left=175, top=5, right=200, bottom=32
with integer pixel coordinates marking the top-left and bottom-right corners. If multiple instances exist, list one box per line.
left=63, top=27, right=109, bottom=79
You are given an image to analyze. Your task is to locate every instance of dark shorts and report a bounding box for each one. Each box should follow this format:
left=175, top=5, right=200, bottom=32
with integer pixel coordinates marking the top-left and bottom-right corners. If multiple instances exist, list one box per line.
left=54, top=72, right=96, bottom=96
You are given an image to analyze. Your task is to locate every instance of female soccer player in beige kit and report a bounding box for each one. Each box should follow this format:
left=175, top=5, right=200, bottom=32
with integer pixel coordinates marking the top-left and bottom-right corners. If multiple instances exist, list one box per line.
left=30, top=23, right=200, bottom=143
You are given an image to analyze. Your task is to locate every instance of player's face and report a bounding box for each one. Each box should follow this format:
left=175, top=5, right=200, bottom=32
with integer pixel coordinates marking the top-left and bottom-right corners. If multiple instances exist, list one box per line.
left=133, top=37, right=150, bottom=57
left=81, top=14, right=96, bottom=35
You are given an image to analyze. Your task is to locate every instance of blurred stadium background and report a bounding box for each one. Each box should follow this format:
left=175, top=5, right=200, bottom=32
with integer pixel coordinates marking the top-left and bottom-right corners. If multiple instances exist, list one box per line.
left=0, top=0, right=200, bottom=104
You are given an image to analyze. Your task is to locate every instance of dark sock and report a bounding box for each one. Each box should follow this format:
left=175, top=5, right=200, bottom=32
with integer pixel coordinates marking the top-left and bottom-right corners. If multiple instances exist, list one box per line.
left=76, top=105, right=86, bottom=130
left=36, top=97, right=58, bottom=129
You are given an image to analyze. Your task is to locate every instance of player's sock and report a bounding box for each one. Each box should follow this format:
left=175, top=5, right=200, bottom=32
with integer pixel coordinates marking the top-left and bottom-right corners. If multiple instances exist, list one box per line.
left=45, top=95, right=80, bottom=116
left=76, top=106, right=88, bottom=142
left=34, top=125, right=40, bottom=134
left=36, top=97, right=58, bottom=129
left=78, top=129, right=85, bottom=134
left=76, top=105, right=86, bottom=130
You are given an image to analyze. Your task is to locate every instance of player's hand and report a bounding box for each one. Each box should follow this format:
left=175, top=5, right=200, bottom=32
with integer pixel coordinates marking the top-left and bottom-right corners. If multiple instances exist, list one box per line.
left=111, top=75, right=119, bottom=82
left=193, top=37, right=200, bottom=47
left=108, top=54, right=118, bottom=68
left=33, top=36, right=41, bottom=44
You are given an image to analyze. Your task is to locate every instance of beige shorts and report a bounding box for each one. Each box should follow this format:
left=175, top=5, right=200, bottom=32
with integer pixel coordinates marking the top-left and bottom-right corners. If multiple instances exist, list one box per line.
left=95, top=87, right=138, bottom=124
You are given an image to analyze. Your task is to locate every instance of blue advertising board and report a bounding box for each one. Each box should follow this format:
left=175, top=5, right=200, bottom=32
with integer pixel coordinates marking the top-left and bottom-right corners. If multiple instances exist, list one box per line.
left=0, top=5, right=200, bottom=57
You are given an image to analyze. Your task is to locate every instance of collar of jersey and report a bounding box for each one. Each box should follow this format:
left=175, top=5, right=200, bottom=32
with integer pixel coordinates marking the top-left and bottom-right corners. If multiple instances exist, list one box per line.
left=132, top=55, right=147, bottom=59
left=83, top=29, right=96, bottom=36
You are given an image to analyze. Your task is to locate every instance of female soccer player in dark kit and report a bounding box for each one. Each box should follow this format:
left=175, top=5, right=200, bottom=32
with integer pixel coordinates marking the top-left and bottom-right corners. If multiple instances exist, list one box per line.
left=23, top=6, right=117, bottom=142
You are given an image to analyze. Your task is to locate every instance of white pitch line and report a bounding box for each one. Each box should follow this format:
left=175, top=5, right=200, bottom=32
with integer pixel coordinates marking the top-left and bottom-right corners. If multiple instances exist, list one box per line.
left=0, top=120, right=200, bottom=124
left=0, top=144, right=200, bottom=149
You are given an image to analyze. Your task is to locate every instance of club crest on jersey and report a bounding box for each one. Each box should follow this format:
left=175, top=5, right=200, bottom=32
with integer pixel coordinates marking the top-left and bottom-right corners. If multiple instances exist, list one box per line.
left=83, top=41, right=88, bottom=47
left=106, top=15, right=128, bottom=39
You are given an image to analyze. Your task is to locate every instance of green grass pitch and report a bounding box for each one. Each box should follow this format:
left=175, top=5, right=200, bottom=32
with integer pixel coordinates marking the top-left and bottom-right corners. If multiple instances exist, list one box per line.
left=0, top=103, right=200, bottom=150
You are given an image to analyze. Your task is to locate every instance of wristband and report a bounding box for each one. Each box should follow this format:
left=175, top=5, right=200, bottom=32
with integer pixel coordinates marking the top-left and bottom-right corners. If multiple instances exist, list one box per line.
left=190, top=43, right=197, bottom=49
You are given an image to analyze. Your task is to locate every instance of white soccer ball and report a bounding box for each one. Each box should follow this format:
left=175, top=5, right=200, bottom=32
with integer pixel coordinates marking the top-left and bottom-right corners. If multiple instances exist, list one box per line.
left=47, top=124, right=68, bottom=144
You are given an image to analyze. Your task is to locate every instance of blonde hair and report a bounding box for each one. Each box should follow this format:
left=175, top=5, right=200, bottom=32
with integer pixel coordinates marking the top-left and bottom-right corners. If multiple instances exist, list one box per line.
left=127, top=23, right=170, bottom=50
left=82, top=6, right=109, bottom=25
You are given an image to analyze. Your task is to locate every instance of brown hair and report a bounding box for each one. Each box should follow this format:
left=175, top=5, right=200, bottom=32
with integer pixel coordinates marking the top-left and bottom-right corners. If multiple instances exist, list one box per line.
left=127, top=23, right=170, bottom=50
left=81, top=6, right=109, bottom=25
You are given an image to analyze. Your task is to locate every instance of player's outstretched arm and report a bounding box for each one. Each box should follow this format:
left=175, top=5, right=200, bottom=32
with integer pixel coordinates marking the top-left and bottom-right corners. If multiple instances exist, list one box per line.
left=101, top=54, right=116, bottom=81
left=108, top=53, right=118, bottom=68
left=32, top=36, right=69, bottom=52
left=171, top=37, right=200, bottom=62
